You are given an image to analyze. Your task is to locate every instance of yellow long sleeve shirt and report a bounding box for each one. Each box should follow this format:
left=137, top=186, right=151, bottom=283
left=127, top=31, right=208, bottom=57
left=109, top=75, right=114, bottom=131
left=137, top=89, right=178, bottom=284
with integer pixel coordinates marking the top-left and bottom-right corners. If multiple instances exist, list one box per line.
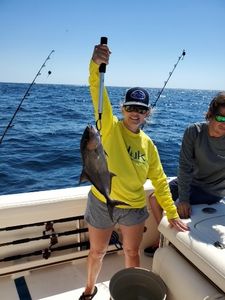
left=89, top=60, right=178, bottom=220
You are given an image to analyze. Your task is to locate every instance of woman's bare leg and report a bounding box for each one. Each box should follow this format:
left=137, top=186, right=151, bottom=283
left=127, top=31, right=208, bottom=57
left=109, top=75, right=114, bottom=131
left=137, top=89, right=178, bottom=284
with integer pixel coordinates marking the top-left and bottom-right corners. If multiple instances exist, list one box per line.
left=83, top=224, right=113, bottom=295
left=119, top=222, right=145, bottom=267
left=149, top=194, right=163, bottom=225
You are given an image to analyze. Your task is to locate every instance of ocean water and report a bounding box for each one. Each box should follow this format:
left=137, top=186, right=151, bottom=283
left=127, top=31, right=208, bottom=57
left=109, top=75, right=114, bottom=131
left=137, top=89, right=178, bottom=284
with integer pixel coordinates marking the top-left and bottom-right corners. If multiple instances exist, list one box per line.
left=0, top=82, right=217, bottom=196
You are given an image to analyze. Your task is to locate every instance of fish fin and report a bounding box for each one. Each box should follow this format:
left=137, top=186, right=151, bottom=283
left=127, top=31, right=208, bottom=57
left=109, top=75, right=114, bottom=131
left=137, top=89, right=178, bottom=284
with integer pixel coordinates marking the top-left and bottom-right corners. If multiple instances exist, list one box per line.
left=107, top=204, right=114, bottom=221
left=106, top=199, right=131, bottom=221
left=108, top=172, right=116, bottom=193
left=110, top=172, right=116, bottom=178
left=79, top=170, right=89, bottom=183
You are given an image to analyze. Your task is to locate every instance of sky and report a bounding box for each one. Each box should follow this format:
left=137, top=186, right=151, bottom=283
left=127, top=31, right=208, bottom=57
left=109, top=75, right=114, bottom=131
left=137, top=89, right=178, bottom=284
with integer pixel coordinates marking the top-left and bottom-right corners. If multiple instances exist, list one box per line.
left=0, top=0, right=224, bottom=90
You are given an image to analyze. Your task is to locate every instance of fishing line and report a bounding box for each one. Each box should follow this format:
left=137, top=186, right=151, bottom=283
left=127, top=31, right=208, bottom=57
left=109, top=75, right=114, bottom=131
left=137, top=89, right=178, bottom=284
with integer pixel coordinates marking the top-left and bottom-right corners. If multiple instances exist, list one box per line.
left=0, top=50, right=55, bottom=144
left=151, top=49, right=186, bottom=108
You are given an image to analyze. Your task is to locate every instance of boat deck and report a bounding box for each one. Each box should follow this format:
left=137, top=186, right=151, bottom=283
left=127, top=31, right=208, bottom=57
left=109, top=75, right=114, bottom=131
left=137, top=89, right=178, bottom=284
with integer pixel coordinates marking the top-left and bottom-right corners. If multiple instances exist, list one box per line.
left=0, top=250, right=153, bottom=300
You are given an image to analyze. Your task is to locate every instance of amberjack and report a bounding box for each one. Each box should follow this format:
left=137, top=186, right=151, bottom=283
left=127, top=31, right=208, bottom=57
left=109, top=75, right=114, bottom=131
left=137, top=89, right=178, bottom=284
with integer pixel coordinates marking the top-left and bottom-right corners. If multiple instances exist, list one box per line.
left=80, top=125, right=130, bottom=220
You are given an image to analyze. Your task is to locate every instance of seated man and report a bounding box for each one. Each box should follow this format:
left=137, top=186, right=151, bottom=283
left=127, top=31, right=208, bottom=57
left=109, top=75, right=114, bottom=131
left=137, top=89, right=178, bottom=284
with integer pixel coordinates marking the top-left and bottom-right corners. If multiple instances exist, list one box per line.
left=145, top=91, right=225, bottom=256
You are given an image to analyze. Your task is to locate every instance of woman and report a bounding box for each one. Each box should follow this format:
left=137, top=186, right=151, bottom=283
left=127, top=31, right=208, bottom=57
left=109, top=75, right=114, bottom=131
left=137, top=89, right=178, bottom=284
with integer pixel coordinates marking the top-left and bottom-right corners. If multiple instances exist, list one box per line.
left=79, top=43, right=188, bottom=300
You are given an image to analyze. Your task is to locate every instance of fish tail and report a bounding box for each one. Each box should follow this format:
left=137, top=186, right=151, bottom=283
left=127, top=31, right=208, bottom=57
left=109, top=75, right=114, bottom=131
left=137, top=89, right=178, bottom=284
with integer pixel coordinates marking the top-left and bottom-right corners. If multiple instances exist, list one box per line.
left=106, top=198, right=130, bottom=221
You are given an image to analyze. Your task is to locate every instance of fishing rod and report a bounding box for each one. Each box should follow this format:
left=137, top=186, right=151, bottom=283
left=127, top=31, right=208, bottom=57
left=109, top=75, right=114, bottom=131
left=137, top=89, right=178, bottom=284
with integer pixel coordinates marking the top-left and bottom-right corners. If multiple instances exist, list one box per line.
left=0, top=241, right=90, bottom=262
left=0, top=215, right=84, bottom=232
left=151, top=49, right=186, bottom=108
left=96, top=36, right=108, bottom=131
left=0, top=230, right=121, bottom=262
left=0, top=49, right=55, bottom=144
left=0, top=228, right=88, bottom=247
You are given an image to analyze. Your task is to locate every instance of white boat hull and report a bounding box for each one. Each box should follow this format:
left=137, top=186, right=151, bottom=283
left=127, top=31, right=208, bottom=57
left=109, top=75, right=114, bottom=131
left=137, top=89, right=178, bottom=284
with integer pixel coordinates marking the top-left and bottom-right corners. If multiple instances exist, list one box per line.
left=0, top=180, right=156, bottom=277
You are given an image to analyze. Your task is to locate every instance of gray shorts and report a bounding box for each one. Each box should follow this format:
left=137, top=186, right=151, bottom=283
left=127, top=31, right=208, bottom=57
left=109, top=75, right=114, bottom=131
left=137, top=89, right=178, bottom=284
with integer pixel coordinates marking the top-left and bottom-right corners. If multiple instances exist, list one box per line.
left=84, top=191, right=149, bottom=229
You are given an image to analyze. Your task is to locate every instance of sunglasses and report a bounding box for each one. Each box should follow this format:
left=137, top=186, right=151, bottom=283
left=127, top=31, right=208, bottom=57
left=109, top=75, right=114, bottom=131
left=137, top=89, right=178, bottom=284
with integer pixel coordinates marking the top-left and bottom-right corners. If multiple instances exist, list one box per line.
left=215, top=115, right=225, bottom=123
left=124, top=105, right=148, bottom=114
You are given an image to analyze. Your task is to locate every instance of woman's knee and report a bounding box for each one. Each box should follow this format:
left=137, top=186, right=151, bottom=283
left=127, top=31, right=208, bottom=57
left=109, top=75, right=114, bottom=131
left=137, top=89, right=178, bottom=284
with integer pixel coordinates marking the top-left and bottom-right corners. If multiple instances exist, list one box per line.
left=123, top=247, right=139, bottom=258
left=89, top=248, right=107, bottom=261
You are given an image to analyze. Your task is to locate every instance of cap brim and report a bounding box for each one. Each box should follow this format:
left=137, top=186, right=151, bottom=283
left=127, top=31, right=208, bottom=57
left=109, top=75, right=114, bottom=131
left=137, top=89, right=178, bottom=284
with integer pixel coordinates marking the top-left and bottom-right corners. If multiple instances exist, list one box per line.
left=123, top=101, right=150, bottom=108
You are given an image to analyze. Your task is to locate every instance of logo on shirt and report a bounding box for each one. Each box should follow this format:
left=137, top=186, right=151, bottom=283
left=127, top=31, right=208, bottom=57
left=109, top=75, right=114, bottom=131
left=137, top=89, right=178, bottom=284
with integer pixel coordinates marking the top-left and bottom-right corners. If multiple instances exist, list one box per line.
left=127, top=146, right=146, bottom=164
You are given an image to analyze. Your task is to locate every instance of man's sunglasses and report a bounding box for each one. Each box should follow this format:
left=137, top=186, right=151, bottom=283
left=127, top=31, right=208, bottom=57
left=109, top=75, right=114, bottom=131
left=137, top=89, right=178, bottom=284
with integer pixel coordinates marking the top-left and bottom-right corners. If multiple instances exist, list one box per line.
left=215, top=115, right=225, bottom=123
left=124, top=105, right=148, bottom=114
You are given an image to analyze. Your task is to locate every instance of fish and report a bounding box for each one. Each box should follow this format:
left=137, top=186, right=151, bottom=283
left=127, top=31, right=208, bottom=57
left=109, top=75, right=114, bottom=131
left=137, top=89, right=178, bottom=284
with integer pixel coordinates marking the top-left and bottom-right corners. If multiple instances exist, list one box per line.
left=80, top=125, right=130, bottom=220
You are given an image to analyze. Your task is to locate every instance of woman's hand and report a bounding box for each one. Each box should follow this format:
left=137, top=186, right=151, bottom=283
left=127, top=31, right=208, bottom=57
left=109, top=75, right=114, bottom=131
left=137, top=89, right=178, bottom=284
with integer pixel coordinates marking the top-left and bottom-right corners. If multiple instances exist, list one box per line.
left=168, top=218, right=189, bottom=232
left=92, top=44, right=111, bottom=65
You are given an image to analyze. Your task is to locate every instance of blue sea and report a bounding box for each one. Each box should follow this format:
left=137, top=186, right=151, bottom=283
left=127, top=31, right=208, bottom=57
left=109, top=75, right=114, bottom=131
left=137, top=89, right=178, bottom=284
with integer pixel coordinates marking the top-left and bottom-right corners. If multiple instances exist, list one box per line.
left=0, top=82, right=218, bottom=196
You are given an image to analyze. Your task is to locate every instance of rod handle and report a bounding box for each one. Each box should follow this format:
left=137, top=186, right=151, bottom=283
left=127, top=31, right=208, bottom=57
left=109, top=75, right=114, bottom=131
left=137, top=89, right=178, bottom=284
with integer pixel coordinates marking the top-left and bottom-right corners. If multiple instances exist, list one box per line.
left=99, top=36, right=108, bottom=73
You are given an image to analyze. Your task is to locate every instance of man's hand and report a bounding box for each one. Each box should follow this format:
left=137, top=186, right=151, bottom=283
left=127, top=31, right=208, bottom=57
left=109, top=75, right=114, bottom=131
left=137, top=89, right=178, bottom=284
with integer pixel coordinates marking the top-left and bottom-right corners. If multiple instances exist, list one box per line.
left=177, top=202, right=192, bottom=219
left=168, top=218, right=189, bottom=231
